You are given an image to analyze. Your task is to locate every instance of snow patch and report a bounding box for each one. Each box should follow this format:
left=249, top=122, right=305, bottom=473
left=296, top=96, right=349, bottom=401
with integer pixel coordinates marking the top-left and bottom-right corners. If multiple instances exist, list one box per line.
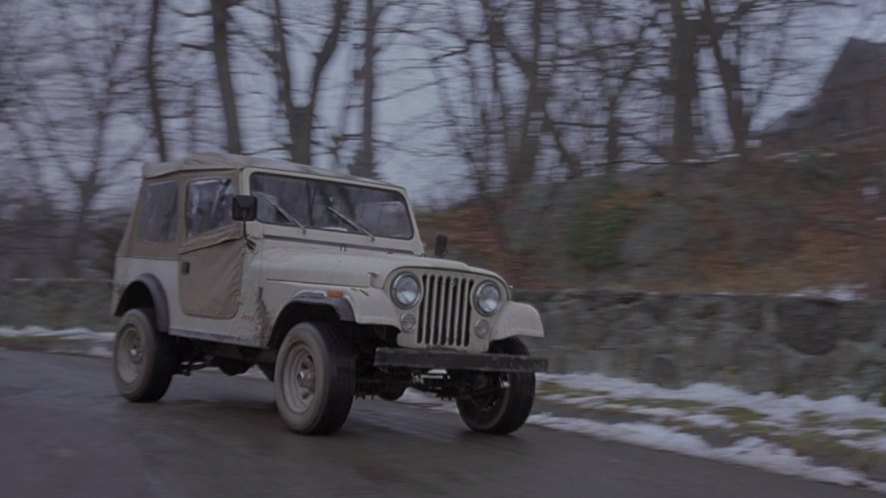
left=842, top=436, right=886, bottom=454
left=539, top=373, right=886, bottom=426
left=682, top=413, right=736, bottom=429
left=0, top=326, right=114, bottom=341
left=529, top=413, right=883, bottom=491
left=788, top=283, right=868, bottom=301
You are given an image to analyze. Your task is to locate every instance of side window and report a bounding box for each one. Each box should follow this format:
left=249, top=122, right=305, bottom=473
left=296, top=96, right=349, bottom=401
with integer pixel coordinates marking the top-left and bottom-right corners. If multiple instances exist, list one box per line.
left=137, top=181, right=178, bottom=243
left=186, top=178, right=234, bottom=239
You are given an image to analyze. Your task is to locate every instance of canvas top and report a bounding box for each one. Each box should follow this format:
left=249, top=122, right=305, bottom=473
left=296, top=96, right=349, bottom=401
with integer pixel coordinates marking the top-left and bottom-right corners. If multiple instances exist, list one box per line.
left=142, top=153, right=398, bottom=189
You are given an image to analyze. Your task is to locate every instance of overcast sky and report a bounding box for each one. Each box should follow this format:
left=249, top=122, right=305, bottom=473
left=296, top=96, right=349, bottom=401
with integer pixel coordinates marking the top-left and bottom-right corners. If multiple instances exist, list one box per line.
left=3, top=1, right=882, bottom=212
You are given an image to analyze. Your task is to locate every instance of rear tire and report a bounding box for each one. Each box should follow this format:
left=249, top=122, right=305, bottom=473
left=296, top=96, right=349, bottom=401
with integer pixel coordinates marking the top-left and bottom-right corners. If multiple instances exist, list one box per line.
left=113, top=308, right=177, bottom=402
left=274, top=322, right=355, bottom=435
left=456, top=338, right=535, bottom=435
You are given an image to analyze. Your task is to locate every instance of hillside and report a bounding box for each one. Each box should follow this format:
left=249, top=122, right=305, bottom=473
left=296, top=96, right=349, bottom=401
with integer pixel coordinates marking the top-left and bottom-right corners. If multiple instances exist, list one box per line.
left=417, top=149, right=886, bottom=298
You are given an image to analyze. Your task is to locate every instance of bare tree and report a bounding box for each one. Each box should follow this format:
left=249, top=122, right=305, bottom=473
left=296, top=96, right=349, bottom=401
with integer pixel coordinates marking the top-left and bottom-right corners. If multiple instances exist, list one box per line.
left=493, top=0, right=558, bottom=187
left=551, top=0, right=661, bottom=175
left=424, top=0, right=565, bottom=190
left=211, top=0, right=243, bottom=154
left=352, top=0, right=381, bottom=178
left=341, top=0, right=424, bottom=177
left=0, top=2, right=22, bottom=129
left=266, top=0, right=351, bottom=164
left=689, top=0, right=853, bottom=161
left=171, top=0, right=251, bottom=156
left=146, top=0, right=168, bottom=160
left=425, top=0, right=657, bottom=185
left=697, top=0, right=796, bottom=161
left=665, top=0, right=701, bottom=161
left=6, top=0, right=147, bottom=277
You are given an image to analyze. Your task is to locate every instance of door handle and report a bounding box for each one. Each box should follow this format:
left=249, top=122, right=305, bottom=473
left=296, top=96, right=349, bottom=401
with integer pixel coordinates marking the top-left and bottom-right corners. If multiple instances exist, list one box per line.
left=181, top=262, right=190, bottom=275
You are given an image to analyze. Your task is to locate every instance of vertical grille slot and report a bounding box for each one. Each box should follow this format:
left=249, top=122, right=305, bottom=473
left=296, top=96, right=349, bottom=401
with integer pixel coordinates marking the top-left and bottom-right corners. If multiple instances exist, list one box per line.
left=418, top=274, right=430, bottom=344
left=444, top=277, right=456, bottom=345
left=433, top=276, right=445, bottom=344
left=414, top=272, right=474, bottom=349
left=461, top=279, right=471, bottom=346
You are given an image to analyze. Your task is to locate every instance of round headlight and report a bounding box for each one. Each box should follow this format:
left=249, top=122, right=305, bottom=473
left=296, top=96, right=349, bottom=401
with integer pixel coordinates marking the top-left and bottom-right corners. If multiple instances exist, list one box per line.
left=391, top=273, right=422, bottom=308
left=474, top=281, right=502, bottom=316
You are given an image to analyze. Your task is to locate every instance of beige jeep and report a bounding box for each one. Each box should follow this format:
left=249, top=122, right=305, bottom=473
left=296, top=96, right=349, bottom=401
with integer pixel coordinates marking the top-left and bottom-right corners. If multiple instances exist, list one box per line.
left=111, top=153, right=546, bottom=435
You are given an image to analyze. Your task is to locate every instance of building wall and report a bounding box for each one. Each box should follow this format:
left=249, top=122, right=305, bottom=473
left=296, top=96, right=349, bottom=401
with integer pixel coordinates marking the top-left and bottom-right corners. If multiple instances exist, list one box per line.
left=817, top=81, right=886, bottom=140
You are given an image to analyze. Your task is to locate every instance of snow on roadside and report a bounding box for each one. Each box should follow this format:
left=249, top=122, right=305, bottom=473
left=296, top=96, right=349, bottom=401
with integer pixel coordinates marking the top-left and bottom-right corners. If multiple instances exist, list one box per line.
left=0, top=326, right=114, bottom=358
left=0, top=326, right=114, bottom=341
left=539, top=372, right=886, bottom=425
left=398, top=385, right=886, bottom=491
left=788, top=283, right=869, bottom=301
left=535, top=373, right=886, bottom=492
left=528, top=413, right=882, bottom=491
left=843, top=437, right=886, bottom=454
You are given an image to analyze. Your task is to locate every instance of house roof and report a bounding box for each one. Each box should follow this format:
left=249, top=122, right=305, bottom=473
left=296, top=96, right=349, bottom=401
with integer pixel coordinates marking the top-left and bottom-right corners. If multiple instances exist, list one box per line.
left=763, top=37, right=886, bottom=136
left=142, top=153, right=397, bottom=189
left=821, top=37, right=886, bottom=92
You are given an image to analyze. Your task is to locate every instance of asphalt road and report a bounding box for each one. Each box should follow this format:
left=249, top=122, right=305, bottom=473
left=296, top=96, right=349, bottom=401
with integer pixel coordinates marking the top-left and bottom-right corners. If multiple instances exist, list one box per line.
left=0, top=349, right=877, bottom=498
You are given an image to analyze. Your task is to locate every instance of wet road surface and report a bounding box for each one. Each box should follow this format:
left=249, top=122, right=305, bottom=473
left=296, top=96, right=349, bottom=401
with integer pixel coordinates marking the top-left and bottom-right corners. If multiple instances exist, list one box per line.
left=0, top=349, right=877, bottom=498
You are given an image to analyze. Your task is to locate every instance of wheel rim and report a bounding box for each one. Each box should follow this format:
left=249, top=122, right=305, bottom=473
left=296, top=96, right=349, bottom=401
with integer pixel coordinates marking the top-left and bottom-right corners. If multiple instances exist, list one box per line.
left=282, top=343, right=317, bottom=414
left=466, top=375, right=506, bottom=413
left=116, top=325, right=144, bottom=384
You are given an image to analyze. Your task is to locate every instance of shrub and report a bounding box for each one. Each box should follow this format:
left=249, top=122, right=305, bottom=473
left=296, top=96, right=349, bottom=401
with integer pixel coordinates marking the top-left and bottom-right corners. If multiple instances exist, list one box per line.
left=570, top=203, right=635, bottom=270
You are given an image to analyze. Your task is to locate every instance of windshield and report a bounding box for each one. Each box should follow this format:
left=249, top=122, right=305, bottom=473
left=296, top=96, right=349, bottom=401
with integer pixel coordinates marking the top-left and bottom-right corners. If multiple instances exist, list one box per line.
left=250, top=173, right=415, bottom=240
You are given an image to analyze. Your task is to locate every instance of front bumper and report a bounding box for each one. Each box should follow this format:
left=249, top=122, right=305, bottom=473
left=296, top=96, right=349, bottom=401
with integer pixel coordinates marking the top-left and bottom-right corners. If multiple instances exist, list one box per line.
left=373, top=347, right=547, bottom=373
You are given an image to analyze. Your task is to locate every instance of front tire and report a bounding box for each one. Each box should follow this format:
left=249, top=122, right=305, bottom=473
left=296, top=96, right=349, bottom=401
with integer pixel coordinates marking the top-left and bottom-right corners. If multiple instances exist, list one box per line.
left=113, top=308, right=177, bottom=402
left=274, top=322, right=355, bottom=435
left=456, top=338, right=536, bottom=435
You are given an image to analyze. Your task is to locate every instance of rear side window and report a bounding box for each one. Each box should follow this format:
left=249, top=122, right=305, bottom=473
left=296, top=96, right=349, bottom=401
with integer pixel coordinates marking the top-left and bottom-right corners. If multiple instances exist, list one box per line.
left=137, top=181, right=178, bottom=243
left=186, top=178, right=234, bottom=239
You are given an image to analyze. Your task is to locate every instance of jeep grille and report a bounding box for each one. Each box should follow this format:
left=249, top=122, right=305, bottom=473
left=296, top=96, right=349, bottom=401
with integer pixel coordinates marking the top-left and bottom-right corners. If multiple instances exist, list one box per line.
left=417, top=273, right=475, bottom=348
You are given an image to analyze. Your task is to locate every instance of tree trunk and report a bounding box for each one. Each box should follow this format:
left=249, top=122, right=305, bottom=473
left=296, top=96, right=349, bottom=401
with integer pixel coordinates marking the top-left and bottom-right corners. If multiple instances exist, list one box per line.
left=270, top=0, right=300, bottom=162
left=353, top=0, right=377, bottom=178
left=605, top=96, right=621, bottom=175
left=146, top=0, right=167, bottom=161
left=211, top=0, right=241, bottom=154
left=669, top=0, right=698, bottom=162
left=62, top=188, right=95, bottom=277
left=272, top=0, right=349, bottom=165
left=702, top=0, right=750, bottom=163
left=506, top=0, right=550, bottom=187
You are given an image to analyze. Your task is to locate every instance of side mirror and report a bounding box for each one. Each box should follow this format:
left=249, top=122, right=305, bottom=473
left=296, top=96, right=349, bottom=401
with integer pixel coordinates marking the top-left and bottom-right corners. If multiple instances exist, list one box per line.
left=434, top=233, right=448, bottom=258
left=232, top=195, right=257, bottom=222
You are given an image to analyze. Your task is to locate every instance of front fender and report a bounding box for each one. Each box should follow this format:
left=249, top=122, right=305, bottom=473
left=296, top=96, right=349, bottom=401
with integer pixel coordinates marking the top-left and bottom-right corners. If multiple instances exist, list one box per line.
left=344, top=288, right=400, bottom=327
left=491, top=302, right=545, bottom=341
left=263, top=281, right=400, bottom=328
left=289, top=293, right=355, bottom=322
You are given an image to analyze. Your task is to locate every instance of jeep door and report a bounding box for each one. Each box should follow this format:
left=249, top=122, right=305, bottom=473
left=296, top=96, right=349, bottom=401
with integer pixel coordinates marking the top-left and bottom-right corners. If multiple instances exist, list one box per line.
left=178, top=176, right=244, bottom=319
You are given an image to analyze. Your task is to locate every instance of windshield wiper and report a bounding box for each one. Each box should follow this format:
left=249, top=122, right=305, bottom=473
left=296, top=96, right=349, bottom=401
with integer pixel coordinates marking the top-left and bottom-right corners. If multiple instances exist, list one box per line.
left=327, top=207, right=375, bottom=240
left=257, top=193, right=306, bottom=234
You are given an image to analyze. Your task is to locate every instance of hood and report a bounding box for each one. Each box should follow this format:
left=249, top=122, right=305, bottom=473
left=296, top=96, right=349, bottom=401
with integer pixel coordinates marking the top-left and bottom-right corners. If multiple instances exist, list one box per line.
left=261, top=246, right=503, bottom=288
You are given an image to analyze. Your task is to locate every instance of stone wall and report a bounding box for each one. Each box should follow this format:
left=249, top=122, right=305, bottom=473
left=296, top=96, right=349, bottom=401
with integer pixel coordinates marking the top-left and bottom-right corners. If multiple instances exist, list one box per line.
left=2, top=280, right=884, bottom=400
left=517, top=290, right=886, bottom=401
